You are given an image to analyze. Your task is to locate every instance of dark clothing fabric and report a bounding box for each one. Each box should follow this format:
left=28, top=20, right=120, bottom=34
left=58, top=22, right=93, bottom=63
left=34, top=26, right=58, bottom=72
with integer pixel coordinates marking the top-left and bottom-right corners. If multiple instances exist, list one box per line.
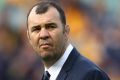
left=42, top=71, right=50, bottom=80
left=56, top=48, right=110, bottom=80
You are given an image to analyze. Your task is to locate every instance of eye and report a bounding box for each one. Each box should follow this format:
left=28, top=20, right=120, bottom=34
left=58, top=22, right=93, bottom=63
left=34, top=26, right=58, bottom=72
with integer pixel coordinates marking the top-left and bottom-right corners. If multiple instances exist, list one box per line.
left=31, top=25, right=41, bottom=32
left=45, top=23, right=57, bottom=30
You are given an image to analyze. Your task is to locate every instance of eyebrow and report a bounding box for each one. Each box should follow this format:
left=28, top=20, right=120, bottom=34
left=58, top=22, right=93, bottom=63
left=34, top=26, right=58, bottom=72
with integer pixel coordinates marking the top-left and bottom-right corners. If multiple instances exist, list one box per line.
left=32, top=25, right=40, bottom=28
left=31, top=25, right=41, bottom=30
left=31, top=22, right=56, bottom=29
left=45, top=23, right=56, bottom=26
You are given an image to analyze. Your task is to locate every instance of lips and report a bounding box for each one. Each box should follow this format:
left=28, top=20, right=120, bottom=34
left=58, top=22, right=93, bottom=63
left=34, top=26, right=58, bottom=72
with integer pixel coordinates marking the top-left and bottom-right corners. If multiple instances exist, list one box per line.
left=39, top=43, right=52, bottom=48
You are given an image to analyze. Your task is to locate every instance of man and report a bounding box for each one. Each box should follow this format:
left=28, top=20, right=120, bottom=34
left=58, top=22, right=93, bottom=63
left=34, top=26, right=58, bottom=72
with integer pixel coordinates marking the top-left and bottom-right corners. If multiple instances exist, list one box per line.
left=27, top=1, right=110, bottom=80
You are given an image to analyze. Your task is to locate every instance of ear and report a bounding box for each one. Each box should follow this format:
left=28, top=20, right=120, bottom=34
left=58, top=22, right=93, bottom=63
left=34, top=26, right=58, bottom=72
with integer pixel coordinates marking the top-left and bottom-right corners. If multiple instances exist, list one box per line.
left=63, top=25, right=70, bottom=40
left=64, top=25, right=70, bottom=35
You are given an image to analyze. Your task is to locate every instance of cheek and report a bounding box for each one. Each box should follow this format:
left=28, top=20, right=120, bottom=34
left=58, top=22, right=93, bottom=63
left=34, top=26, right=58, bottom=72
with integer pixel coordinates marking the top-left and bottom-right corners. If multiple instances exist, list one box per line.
left=30, top=33, right=39, bottom=46
left=52, top=31, right=65, bottom=46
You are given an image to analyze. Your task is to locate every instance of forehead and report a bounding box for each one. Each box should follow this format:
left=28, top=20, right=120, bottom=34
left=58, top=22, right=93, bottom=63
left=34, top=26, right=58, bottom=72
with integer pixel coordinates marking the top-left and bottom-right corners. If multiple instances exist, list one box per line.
left=28, top=6, right=61, bottom=26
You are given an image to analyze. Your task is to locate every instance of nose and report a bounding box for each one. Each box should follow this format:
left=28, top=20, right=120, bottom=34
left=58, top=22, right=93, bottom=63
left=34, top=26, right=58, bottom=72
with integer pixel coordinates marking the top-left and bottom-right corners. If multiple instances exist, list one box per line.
left=39, top=28, right=50, bottom=40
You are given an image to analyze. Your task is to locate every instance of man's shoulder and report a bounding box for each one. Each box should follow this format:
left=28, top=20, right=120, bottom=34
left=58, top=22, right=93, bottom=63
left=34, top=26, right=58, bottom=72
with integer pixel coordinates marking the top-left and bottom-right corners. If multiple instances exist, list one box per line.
left=69, top=48, right=110, bottom=80
left=72, top=49, right=103, bottom=73
left=58, top=48, right=110, bottom=80
left=70, top=48, right=101, bottom=70
left=73, top=52, right=99, bottom=72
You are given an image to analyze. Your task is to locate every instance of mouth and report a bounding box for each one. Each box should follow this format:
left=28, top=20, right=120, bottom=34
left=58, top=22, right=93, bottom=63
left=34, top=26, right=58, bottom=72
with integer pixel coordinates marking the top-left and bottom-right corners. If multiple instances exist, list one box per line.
left=40, top=43, right=52, bottom=49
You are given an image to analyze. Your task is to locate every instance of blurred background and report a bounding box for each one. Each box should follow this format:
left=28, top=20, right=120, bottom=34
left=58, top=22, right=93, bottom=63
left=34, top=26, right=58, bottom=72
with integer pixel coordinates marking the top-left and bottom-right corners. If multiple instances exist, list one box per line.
left=0, top=0, right=120, bottom=80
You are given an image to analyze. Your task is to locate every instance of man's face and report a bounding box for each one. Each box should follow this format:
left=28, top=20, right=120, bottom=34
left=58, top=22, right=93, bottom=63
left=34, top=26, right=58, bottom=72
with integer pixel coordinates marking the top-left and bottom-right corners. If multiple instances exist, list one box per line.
left=27, top=6, right=69, bottom=61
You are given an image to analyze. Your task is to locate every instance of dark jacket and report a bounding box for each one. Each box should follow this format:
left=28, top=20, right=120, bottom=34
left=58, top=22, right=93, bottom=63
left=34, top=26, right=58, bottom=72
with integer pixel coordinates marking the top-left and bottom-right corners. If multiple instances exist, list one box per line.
left=56, top=48, right=110, bottom=80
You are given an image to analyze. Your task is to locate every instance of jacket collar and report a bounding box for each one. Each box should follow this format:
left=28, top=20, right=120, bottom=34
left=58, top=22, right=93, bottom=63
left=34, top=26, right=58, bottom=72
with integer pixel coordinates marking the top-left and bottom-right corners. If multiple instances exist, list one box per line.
left=56, top=48, right=80, bottom=80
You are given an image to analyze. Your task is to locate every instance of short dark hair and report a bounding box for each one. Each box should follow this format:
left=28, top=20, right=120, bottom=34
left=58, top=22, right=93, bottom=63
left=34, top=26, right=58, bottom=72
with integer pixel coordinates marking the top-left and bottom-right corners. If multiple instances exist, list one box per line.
left=27, top=1, right=66, bottom=28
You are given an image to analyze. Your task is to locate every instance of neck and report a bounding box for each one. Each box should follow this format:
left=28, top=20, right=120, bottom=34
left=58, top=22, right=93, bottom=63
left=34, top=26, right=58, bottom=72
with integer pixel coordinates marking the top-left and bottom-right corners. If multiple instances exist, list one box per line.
left=43, top=59, right=57, bottom=69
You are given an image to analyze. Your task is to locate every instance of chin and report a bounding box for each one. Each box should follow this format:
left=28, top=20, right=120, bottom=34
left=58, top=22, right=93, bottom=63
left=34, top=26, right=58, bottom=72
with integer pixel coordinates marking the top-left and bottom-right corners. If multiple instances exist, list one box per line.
left=40, top=51, right=50, bottom=57
left=42, top=54, right=52, bottom=62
